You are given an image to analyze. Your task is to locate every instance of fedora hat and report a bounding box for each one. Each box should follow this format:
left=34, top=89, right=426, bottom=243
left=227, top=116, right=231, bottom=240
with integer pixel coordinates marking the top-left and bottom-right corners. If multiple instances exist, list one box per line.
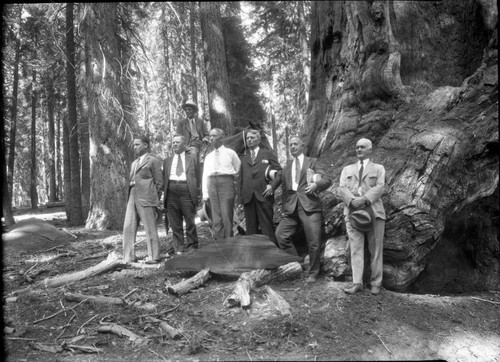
left=182, top=99, right=198, bottom=112
left=265, top=165, right=278, bottom=181
left=349, top=209, right=372, bottom=232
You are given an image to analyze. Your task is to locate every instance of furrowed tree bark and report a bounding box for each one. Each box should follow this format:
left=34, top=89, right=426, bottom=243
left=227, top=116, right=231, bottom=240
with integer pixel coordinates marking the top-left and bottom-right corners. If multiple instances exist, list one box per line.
left=307, top=1, right=498, bottom=292
left=200, top=2, right=234, bottom=135
left=81, top=3, right=137, bottom=230
left=167, top=268, right=211, bottom=297
left=46, top=77, right=57, bottom=203
left=225, top=262, right=302, bottom=308
left=30, top=68, right=38, bottom=210
left=65, top=2, right=83, bottom=225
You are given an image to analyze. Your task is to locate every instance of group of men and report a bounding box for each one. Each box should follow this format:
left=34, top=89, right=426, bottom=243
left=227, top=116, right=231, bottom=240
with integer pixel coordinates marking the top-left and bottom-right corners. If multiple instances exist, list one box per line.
left=122, top=99, right=386, bottom=295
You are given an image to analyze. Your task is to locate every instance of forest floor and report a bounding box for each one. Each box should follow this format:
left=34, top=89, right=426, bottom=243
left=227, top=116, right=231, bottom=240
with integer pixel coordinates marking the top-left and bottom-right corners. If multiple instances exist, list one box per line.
left=2, top=206, right=500, bottom=361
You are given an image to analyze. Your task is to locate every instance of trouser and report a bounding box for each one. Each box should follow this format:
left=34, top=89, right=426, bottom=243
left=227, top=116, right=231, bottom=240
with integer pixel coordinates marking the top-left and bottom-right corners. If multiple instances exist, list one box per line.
left=244, top=195, right=277, bottom=245
left=208, top=175, right=235, bottom=240
left=166, top=181, right=198, bottom=252
left=122, top=186, right=160, bottom=262
left=275, top=202, right=323, bottom=277
left=345, top=218, right=385, bottom=287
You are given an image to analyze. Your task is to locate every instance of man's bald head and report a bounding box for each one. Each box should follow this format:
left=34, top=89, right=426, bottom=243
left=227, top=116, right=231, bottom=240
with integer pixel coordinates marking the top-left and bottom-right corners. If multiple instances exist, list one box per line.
left=355, top=138, right=373, bottom=160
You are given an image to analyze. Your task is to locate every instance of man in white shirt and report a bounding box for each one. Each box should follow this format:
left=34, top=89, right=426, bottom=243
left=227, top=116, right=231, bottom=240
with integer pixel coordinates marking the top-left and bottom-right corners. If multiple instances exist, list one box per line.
left=163, top=135, right=201, bottom=254
left=202, top=128, right=241, bottom=240
left=339, top=138, right=386, bottom=295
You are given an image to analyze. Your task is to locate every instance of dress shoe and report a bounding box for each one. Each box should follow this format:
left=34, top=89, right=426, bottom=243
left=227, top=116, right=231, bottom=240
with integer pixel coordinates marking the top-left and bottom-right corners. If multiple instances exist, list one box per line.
left=370, top=286, right=381, bottom=295
left=306, top=275, right=318, bottom=283
left=344, top=283, right=363, bottom=294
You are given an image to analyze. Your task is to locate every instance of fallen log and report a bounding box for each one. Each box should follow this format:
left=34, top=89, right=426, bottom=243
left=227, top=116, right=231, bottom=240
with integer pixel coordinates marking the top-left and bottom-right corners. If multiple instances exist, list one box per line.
left=167, top=268, right=210, bottom=297
left=44, top=252, right=123, bottom=288
left=225, top=262, right=302, bottom=308
left=98, top=323, right=149, bottom=346
left=159, top=321, right=182, bottom=340
left=263, top=285, right=291, bottom=316
left=65, top=292, right=123, bottom=305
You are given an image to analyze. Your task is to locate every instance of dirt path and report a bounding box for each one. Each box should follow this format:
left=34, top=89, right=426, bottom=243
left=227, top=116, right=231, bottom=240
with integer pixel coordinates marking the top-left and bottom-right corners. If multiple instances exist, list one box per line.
left=3, top=208, right=499, bottom=361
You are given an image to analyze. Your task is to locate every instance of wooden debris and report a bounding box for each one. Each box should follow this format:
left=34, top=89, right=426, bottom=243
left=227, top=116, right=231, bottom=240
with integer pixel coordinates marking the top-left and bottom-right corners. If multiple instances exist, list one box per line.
left=167, top=268, right=211, bottom=297
left=98, top=323, right=149, bottom=345
left=263, top=285, right=291, bottom=316
left=471, top=296, right=500, bottom=305
left=225, top=262, right=302, bottom=308
left=63, top=344, right=102, bottom=354
left=159, top=321, right=182, bottom=340
left=43, top=252, right=122, bottom=288
left=65, top=292, right=123, bottom=305
left=128, top=261, right=163, bottom=269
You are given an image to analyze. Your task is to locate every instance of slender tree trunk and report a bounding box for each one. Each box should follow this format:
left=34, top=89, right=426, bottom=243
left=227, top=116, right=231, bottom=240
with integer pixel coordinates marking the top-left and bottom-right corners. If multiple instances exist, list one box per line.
left=65, top=2, right=83, bottom=225
left=190, top=1, right=198, bottom=104
left=46, top=79, right=57, bottom=202
left=4, top=6, right=22, bottom=224
left=298, top=1, right=310, bottom=115
left=62, top=117, right=71, bottom=215
left=56, top=110, right=62, bottom=201
left=2, top=114, right=15, bottom=226
left=30, top=69, right=38, bottom=210
left=80, top=43, right=91, bottom=220
left=200, top=2, right=233, bottom=135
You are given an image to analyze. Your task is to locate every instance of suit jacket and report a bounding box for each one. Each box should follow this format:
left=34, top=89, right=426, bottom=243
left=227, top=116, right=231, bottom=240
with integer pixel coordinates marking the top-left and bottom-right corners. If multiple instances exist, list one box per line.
left=130, top=153, right=163, bottom=207
left=281, top=155, right=332, bottom=214
left=239, top=148, right=283, bottom=204
left=175, top=117, right=209, bottom=146
left=339, top=160, right=386, bottom=220
left=163, top=152, right=201, bottom=206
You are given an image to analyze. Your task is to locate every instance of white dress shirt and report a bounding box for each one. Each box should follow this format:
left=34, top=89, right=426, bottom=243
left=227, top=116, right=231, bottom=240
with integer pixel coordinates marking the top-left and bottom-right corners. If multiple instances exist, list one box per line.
left=291, top=153, right=304, bottom=191
left=202, top=145, right=241, bottom=199
left=170, top=152, right=187, bottom=181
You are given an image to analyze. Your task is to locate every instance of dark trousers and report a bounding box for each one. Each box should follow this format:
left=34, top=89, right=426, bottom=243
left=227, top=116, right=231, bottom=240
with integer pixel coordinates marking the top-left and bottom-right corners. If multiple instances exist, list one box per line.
left=166, top=182, right=198, bottom=252
left=244, top=194, right=277, bottom=245
left=275, top=202, right=323, bottom=277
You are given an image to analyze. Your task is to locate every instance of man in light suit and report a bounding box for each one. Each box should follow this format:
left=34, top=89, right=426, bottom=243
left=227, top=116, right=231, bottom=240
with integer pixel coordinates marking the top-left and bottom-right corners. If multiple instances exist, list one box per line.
left=238, top=130, right=282, bottom=245
left=123, top=135, right=163, bottom=263
left=339, top=138, right=386, bottom=295
left=176, top=100, right=209, bottom=159
left=163, top=135, right=201, bottom=254
left=275, top=136, right=332, bottom=283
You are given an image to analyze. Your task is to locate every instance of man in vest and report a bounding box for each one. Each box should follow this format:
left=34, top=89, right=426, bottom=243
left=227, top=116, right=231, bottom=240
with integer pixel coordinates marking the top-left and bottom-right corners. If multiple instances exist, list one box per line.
left=176, top=100, right=209, bottom=160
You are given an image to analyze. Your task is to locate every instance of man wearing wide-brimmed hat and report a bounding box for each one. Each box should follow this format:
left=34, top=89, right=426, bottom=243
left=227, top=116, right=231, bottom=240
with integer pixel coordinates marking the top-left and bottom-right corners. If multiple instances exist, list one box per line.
left=176, top=99, right=209, bottom=159
left=339, top=138, right=386, bottom=295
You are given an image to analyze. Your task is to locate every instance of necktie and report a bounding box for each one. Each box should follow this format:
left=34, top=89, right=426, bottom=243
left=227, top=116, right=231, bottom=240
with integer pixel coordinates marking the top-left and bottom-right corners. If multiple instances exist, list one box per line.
left=251, top=150, right=256, bottom=164
left=176, top=154, right=184, bottom=177
left=359, top=160, right=364, bottom=187
left=295, top=157, right=301, bottom=184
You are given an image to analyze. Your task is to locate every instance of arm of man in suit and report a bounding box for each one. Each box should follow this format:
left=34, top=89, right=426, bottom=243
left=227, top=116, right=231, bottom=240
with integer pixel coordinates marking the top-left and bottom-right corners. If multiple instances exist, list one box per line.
left=152, top=157, right=163, bottom=203
left=201, top=119, right=210, bottom=144
left=305, top=159, right=332, bottom=195
left=362, top=165, right=385, bottom=205
left=263, top=151, right=282, bottom=198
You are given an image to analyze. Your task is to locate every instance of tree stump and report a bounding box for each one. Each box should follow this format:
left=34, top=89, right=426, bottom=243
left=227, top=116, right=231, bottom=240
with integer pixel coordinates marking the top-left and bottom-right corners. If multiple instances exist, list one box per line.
left=166, top=268, right=210, bottom=297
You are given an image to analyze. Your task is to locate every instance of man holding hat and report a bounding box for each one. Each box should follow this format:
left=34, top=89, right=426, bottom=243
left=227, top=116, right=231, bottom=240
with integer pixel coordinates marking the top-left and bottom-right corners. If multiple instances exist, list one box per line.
left=238, top=129, right=282, bottom=245
left=176, top=100, right=209, bottom=159
left=339, top=138, right=386, bottom=295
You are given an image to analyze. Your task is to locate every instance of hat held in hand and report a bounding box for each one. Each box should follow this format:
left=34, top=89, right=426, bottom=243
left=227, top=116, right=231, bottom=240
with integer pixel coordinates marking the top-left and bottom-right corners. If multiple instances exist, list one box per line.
left=182, top=99, right=198, bottom=112
left=349, top=209, right=372, bottom=232
left=265, top=165, right=278, bottom=181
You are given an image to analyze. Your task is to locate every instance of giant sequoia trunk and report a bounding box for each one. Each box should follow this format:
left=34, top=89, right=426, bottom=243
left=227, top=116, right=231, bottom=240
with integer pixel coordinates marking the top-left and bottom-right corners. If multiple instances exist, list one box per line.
left=82, top=3, right=137, bottom=230
left=307, top=1, right=498, bottom=292
left=200, top=2, right=234, bottom=135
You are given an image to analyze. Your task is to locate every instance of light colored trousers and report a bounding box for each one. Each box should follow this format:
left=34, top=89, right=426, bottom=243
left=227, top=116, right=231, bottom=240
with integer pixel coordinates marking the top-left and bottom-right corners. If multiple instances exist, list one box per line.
left=123, top=187, right=160, bottom=262
left=208, top=175, right=235, bottom=240
left=345, top=218, right=385, bottom=287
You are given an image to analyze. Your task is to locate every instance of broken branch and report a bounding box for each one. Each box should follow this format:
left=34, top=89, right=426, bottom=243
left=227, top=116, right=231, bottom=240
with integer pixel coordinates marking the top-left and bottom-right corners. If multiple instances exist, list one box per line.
left=167, top=268, right=210, bottom=297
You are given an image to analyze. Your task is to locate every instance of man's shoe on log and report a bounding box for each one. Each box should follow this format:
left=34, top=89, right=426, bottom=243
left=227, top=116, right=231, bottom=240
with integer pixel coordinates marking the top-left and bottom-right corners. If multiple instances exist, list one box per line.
left=344, top=283, right=363, bottom=294
left=305, top=275, right=318, bottom=283
left=141, top=257, right=160, bottom=264
left=370, top=286, right=381, bottom=295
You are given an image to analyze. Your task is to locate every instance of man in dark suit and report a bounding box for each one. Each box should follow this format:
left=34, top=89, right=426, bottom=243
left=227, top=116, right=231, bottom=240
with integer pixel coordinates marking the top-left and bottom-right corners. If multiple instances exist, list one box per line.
left=238, top=130, right=282, bottom=245
left=123, top=135, right=163, bottom=263
left=164, top=135, right=201, bottom=254
left=275, top=136, right=332, bottom=283
left=175, top=100, right=209, bottom=159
